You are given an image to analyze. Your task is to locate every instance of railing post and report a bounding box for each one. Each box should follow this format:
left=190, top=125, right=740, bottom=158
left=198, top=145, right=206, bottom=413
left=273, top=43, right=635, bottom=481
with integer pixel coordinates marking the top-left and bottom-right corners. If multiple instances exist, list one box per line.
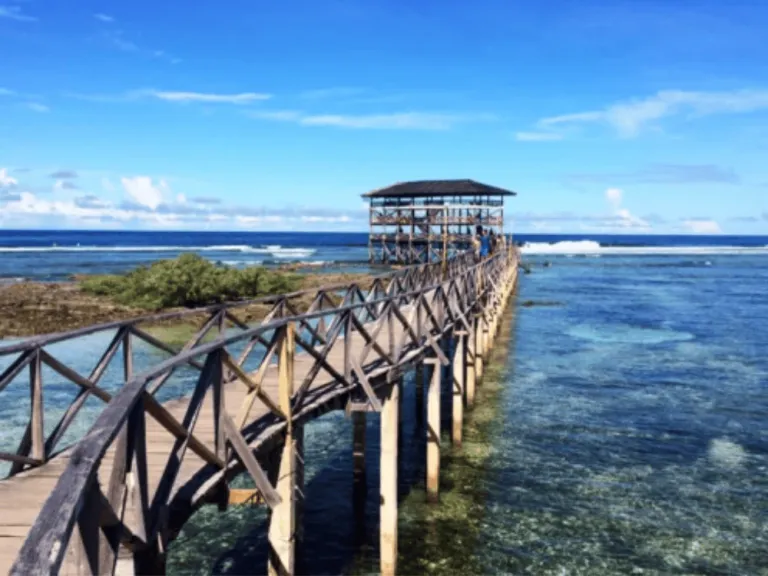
left=268, top=322, right=303, bottom=576
left=29, top=349, right=44, bottom=463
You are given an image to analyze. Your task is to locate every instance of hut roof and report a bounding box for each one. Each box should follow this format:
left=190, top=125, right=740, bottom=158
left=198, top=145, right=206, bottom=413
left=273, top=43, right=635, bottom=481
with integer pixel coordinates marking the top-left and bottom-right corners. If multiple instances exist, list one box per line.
left=362, top=179, right=516, bottom=199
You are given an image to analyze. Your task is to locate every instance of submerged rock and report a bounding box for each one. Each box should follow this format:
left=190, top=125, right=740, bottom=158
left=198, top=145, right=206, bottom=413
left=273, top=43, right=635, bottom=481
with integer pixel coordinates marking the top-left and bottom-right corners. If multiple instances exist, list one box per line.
left=521, top=300, right=564, bottom=308
left=708, top=438, right=747, bottom=469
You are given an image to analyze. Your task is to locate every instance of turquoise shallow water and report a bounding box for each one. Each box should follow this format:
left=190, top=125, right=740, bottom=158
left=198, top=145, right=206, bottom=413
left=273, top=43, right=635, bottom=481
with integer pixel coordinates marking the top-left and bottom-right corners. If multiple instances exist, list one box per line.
left=2, top=251, right=767, bottom=574
left=474, top=254, right=768, bottom=574
left=165, top=253, right=768, bottom=574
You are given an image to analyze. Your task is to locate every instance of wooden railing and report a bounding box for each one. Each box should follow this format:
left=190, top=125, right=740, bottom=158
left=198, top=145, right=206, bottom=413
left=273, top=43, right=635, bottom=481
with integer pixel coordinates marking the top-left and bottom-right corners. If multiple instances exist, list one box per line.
left=0, top=252, right=472, bottom=477
left=5, top=248, right=517, bottom=575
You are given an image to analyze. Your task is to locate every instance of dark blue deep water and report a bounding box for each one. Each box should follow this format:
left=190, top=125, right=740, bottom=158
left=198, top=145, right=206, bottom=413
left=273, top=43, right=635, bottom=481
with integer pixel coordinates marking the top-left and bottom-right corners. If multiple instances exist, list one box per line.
left=0, top=229, right=766, bottom=280
left=1, top=232, right=767, bottom=574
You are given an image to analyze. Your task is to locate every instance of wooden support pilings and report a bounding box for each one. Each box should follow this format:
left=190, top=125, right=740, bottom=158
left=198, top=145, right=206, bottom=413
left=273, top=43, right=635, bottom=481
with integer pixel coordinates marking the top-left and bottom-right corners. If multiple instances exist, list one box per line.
left=268, top=323, right=303, bottom=576
left=425, top=357, right=441, bottom=503
left=352, top=411, right=367, bottom=517
left=474, top=315, right=484, bottom=383
left=466, top=324, right=477, bottom=408
left=380, top=381, right=400, bottom=576
left=452, top=331, right=466, bottom=447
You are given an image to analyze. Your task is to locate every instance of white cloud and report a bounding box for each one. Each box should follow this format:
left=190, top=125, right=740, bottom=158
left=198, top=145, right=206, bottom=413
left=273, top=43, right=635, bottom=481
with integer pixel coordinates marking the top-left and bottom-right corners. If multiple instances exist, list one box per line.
left=515, top=131, right=564, bottom=142
left=0, top=5, right=36, bottom=22
left=0, top=168, right=17, bottom=188
left=538, top=89, right=768, bottom=138
left=603, top=187, right=650, bottom=230
left=94, top=13, right=114, bottom=22
left=605, top=187, right=623, bottom=208
left=0, top=88, right=15, bottom=96
left=249, top=110, right=490, bottom=130
left=150, top=90, right=271, bottom=104
left=681, top=219, right=722, bottom=234
left=120, top=176, right=167, bottom=210
left=0, top=171, right=369, bottom=230
left=26, top=102, right=49, bottom=113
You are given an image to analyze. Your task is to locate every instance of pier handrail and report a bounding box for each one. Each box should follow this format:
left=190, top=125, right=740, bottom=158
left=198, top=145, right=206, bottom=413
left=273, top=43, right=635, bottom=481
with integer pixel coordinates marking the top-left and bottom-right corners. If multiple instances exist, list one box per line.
left=7, top=248, right=517, bottom=575
left=0, top=252, right=474, bottom=473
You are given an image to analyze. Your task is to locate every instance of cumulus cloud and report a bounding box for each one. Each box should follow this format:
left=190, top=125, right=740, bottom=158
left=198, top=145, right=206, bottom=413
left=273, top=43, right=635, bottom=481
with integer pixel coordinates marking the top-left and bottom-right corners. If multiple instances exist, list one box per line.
left=605, top=187, right=623, bottom=208
left=681, top=219, right=722, bottom=234
left=600, top=187, right=650, bottom=230
left=0, top=168, right=18, bottom=188
left=531, top=88, right=768, bottom=138
left=120, top=176, right=167, bottom=210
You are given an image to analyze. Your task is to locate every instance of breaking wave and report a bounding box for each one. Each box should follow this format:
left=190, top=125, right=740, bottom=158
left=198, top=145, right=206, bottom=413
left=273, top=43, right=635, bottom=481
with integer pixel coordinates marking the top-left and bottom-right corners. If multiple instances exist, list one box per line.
left=0, top=244, right=317, bottom=258
left=520, top=240, right=768, bottom=256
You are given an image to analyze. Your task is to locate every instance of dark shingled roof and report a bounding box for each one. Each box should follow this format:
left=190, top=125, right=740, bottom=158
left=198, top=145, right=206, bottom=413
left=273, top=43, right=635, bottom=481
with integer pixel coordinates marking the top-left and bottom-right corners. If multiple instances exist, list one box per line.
left=362, top=179, right=516, bottom=199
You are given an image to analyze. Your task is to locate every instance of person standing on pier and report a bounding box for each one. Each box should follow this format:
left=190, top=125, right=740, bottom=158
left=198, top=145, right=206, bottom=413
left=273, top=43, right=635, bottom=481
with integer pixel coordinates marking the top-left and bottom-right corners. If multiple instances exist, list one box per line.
left=479, top=227, right=491, bottom=259
left=472, top=225, right=482, bottom=261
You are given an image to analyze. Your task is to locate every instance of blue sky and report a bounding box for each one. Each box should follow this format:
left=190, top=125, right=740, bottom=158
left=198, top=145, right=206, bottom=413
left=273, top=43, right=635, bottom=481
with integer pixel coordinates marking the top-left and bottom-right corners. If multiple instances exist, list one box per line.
left=1, top=0, right=767, bottom=234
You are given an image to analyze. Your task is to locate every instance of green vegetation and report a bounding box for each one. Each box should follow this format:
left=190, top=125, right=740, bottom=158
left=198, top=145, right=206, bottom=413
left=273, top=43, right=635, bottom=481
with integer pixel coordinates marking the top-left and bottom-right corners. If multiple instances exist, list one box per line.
left=80, top=253, right=300, bottom=310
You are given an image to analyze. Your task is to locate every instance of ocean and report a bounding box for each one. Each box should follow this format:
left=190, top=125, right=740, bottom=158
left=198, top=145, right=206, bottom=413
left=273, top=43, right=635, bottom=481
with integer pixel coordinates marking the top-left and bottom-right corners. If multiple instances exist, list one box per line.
left=0, top=229, right=767, bottom=281
left=1, top=230, right=767, bottom=574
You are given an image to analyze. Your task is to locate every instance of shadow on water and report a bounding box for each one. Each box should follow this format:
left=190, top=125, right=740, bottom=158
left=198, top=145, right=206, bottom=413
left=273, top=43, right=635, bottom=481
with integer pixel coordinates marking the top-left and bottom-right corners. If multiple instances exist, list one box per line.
left=167, top=299, right=520, bottom=575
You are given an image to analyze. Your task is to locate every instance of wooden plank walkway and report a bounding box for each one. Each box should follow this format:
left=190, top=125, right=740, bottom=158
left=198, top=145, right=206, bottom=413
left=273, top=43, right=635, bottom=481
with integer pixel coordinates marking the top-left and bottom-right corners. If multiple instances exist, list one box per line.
left=0, top=291, right=438, bottom=574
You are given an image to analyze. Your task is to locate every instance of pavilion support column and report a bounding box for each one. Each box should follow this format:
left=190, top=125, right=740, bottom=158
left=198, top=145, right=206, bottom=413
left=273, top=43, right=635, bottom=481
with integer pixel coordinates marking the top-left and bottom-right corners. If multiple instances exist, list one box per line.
left=425, top=357, right=441, bottom=503
left=380, top=381, right=400, bottom=576
left=452, top=331, right=466, bottom=447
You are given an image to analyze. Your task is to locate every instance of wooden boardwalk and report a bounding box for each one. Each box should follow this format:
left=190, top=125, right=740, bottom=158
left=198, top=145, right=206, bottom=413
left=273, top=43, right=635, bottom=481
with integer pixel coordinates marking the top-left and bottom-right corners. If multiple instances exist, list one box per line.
left=0, top=250, right=518, bottom=576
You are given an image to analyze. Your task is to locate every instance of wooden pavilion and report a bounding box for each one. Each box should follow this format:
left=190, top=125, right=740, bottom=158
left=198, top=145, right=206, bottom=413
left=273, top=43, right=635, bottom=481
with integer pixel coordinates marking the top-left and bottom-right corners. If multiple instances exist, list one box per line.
left=363, top=179, right=516, bottom=264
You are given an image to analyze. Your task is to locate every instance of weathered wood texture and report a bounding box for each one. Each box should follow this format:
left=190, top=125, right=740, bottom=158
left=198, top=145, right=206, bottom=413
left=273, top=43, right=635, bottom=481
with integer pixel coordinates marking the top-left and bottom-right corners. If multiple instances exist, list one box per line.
left=0, top=248, right=519, bottom=575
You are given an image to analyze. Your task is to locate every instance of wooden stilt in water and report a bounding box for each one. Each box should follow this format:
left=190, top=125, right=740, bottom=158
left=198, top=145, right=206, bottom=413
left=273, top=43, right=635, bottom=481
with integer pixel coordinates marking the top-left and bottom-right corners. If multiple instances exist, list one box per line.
left=452, top=331, right=466, bottom=446
left=466, top=325, right=477, bottom=408
left=352, top=411, right=367, bottom=521
left=268, top=323, right=302, bottom=576
left=268, top=426, right=303, bottom=576
left=425, top=358, right=441, bottom=503
left=474, top=316, right=484, bottom=383
left=415, top=363, right=425, bottom=425
left=380, top=381, right=400, bottom=576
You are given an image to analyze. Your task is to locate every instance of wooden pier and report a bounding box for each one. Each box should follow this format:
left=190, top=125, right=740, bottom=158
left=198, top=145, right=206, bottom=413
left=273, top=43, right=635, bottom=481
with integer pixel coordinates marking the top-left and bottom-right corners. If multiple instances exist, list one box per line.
left=0, top=247, right=518, bottom=575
